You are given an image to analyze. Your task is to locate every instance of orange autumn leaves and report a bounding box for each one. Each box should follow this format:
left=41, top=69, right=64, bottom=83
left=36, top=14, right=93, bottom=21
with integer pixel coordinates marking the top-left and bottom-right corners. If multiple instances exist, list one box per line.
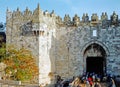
left=2, top=45, right=38, bottom=81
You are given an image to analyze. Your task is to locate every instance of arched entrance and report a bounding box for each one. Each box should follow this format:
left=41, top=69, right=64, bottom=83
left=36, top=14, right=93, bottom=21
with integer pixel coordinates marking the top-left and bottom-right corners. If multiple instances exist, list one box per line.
left=83, top=43, right=106, bottom=75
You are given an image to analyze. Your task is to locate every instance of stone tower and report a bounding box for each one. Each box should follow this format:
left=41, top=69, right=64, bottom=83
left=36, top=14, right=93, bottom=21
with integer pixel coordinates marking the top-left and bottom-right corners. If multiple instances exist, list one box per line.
left=6, top=4, right=57, bottom=85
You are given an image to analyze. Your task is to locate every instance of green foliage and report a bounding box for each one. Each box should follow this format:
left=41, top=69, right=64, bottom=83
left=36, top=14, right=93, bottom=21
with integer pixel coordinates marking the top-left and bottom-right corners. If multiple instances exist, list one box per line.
left=2, top=45, right=38, bottom=81
left=0, top=43, right=6, bottom=62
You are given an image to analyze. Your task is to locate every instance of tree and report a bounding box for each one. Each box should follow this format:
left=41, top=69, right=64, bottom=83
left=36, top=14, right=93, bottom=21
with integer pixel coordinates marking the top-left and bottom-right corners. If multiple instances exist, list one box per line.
left=2, top=45, right=38, bottom=81
left=0, top=43, right=6, bottom=62
left=0, top=32, right=6, bottom=62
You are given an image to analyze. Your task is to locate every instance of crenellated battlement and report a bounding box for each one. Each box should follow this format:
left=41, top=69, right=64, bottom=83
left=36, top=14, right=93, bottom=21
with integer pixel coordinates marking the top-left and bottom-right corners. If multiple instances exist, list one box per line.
left=60, top=11, right=120, bottom=27
left=6, top=3, right=120, bottom=38
left=6, top=4, right=56, bottom=23
left=6, top=3, right=120, bottom=28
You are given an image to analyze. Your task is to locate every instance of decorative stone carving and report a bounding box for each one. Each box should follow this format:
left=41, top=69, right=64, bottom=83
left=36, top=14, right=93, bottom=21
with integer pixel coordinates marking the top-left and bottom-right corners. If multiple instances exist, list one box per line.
left=23, top=7, right=32, bottom=21
left=101, top=12, right=108, bottom=21
left=33, top=3, right=41, bottom=16
left=12, top=8, right=22, bottom=18
left=110, top=11, right=118, bottom=26
left=44, top=10, right=50, bottom=16
left=56, top=16, right=63, bottom=25
left=64, top=14, right=71, bottom=25
left=32, top=4, right=42, bottom=23
left=82, top=13, right=85, bottom=22
left=6, top=8, right=13, bottom=20
left=91, top=14, right=99, bottom=26
left=50, top=10, right=55, bottom=17
left=24, top=7, right=32, bottom=16
left=85, top=13, right=89, bottom=22
left=86, top=47, right=102, bottom=57
left=101, top=12, right=109, bottom=28
left=91, top=14, right=98, bottom=22
left=82, top=13, right=89, bottom=23
left=73, top=14, right=80, bottom=26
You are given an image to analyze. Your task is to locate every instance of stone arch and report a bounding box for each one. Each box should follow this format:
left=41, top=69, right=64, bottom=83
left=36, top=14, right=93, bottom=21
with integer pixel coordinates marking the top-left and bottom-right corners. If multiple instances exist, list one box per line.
left=81, top=40, right=110, bottom=56
left=81, top=40, right=109, bottom=74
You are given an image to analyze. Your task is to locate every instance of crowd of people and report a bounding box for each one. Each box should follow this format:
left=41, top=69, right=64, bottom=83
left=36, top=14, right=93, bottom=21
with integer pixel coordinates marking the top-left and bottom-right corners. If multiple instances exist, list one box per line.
left=55, top=72, right=116, bottom=87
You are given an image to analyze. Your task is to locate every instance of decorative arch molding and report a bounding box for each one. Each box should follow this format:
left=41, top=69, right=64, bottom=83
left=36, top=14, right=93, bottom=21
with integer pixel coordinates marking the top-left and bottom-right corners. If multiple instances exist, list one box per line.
left=81, top=40, right=110, bottom=57
left=81, top=40, right=109, bottom=74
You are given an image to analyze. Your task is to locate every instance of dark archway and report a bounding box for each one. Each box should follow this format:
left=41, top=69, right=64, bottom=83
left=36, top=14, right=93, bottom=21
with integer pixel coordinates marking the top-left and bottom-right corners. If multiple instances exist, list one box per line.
left=84, top=43, right=106, bottom=75
left=87, top=57, right=104, bottom=74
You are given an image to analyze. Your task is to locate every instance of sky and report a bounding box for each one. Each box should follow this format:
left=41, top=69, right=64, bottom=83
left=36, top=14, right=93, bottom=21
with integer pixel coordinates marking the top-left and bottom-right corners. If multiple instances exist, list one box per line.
left=0, top=0, right=120, bottom=23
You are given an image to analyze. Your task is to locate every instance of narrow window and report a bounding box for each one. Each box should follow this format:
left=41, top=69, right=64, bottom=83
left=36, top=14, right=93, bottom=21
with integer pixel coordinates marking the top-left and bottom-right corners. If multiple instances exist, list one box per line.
left=93, top=30, right=97, bottom=37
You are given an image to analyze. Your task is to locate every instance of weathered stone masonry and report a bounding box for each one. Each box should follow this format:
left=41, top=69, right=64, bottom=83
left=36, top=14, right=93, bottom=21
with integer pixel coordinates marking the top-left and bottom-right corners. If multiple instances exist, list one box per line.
left=6, top=4, right=120, bottom=85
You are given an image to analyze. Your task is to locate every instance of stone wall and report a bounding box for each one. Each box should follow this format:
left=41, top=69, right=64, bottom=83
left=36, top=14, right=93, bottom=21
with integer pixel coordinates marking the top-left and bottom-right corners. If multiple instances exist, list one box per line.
left=6, top=4, right=120, bottom=86
left=55, top=26, right=120, bottom=78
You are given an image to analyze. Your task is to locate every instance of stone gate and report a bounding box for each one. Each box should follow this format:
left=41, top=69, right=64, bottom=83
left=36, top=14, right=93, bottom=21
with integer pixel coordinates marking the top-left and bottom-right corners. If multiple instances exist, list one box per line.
left=6, top=4, right=120, bottom=86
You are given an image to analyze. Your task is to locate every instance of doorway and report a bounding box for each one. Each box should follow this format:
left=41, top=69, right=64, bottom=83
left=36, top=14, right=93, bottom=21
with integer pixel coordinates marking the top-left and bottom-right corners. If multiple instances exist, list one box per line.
left=83, top=43, right=106, bottom=75
left=86, top=57, right=104, bottom=75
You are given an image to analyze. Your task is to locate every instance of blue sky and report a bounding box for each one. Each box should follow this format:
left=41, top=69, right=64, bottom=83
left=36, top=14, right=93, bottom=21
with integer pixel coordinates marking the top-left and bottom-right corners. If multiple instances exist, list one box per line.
left=0, top=0, right=120, bottom=23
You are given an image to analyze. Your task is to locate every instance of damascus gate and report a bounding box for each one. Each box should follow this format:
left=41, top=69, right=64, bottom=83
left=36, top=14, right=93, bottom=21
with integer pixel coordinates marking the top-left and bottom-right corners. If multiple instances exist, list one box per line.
left=6, top=4, right=120, bottom=85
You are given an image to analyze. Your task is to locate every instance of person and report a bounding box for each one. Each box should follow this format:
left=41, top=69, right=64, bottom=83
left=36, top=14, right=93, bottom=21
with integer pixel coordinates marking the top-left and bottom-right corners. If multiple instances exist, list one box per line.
left=108, top=78, right=116, bottom=87
left=86, top=80, right=90, bottom=87
left=94, top=82, right=101, bottom=87
left=92, top=74, right=95, bottom=82
left=61, top=79, right=70, bottom=87
left=55, top=75, right=62, bottom=87
left=88, top=76, right=93, bottom=87
left=70, top=77, right=81, bottom=87
left=111, top=78, right=116, bottom=87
